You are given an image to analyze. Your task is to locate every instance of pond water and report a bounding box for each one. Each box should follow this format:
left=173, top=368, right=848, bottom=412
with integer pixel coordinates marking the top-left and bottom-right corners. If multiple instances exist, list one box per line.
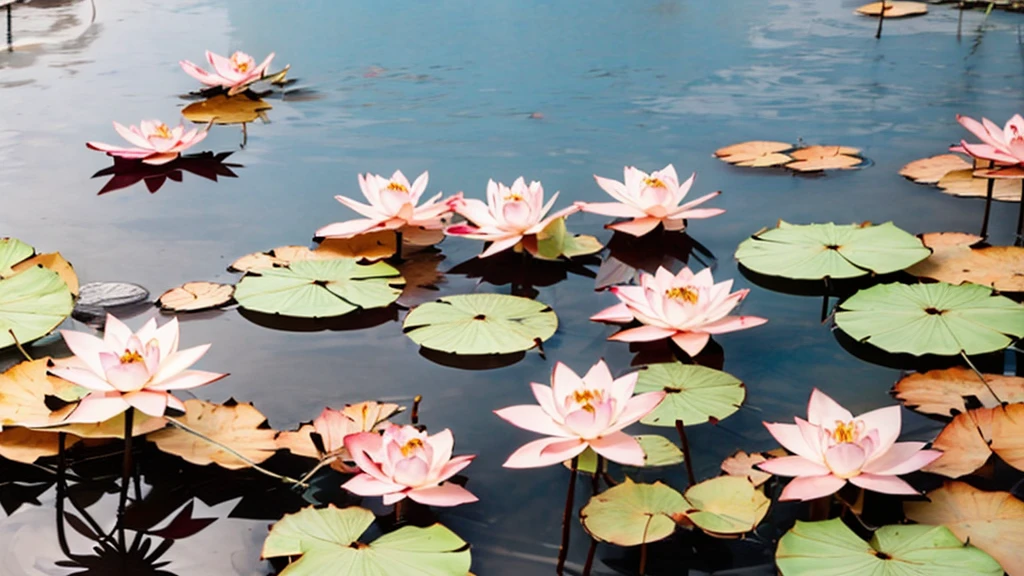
left=0, top=0, right=1022, bottom=574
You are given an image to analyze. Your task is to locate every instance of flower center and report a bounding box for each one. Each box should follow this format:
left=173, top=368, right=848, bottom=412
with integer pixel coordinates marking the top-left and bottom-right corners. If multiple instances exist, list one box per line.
left=831, top=420, right=860, bottom=444
left=119, top=350, right=144, bottom=365
left=643, top=177, right=667, bottom=188
left=400, top=438, right=424, bottom=457
left=386, top=181, right=409, bottom=193
left=231, top=53, right=250, bottom=73
left=572, top=389, right=603, bottom=413
left=153, top=124, right=172, bottom=139
left=504, top=192, right=525, bottom=202
left=665, top=286, right=699, bottom=304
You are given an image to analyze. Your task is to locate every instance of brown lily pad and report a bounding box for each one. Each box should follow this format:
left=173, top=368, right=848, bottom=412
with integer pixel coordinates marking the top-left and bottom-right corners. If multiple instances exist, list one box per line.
left=229, top=231, right=398, bottom=274
left=894, top=367, right=1024, bottom=417
left=786, top=146, right=863, bottom=172
left=0, top=358, right=82, bottom=428
left=182, top=94, right=272, bottom=125
left=900, top=154, right=972, bottom=185
left=905, top=482, right=1024, bottom=576
left=10, top=252, right=79, bottom=296
left=907, top=232, right=1024, bottom=293
left=937, top=170, right=1022, bottom=202
left=0, top=427, right=81, bottom=463
left=149, top=399, right=279, bottom=470
left=973, top=166, right=1024, bottom=180
left=925, top=408, right=994, bottom=478
left=855, top=1, right=929, bottom=17
left=720, top=450, right=774, bottom=487
left=158, top=282, right=235, bottom=312
left=714, top=141, right=794, bottom=167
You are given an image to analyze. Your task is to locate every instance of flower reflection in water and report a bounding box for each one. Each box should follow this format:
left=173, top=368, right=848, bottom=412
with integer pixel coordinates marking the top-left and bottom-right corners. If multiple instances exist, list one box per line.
left=91, top=152, right=242, bottom=196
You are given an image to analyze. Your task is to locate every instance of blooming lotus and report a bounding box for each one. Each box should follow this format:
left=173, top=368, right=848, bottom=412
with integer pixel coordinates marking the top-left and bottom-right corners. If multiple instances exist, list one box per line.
left=315, top=170, right=457, bottom=240
left=343, top=424, right=477, bottom=507
left=87, top=120, right=211, bottom=166
left=954, top=113, right=1024, bottom=166
left=50, top=315, right=226, bottom=423
left=757, top=389, right=942, bottom=501
left=577, top=165, right=724, bottom=237
left=310, top=402, right=402, bottom=472
left=446, top=177, right=579, bottom=258
left=592, top=266, right=766, bottom=357
left=180, top=50, right=276, bottom=95
left=495, top=361, right=665, bottom=468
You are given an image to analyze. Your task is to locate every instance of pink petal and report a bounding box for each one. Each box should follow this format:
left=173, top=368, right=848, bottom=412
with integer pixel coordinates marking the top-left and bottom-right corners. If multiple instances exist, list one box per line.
left=670, top=331, right=711, bottom=357
left=960, top=141, right=1020, bottom=165
left=700, top=315, right=768, bottom=335
left=807, top=388, right=853, bottom=427
left=437, top=454, right=475, bottom=482
left=65, top=392, right=131, bottom=424
left=252, top=52, right=275, bottom=78
left=316, top=218, right=391, bottom=239
left=345, top=432, right=392, bottom=483
left=855, top=405, right=901, bottom=456
left=863, top=444, right=942, bottom=475
left=503, top=436, right=587, bottom=469
left=147, top=370, right=227, bottom=391
left=673, top=190, right=721, bottom=213
left=104, top=362, right=150, bottom=392
left=407, top=483, right=478, bottom=507
left=60, top=330, right=109, bottom=377
left=756, top=455, right=830, bottom=477
left=608, top=325, right=677, bottom=342
left=141, top=152, right=180, bottom=166
left=582, top=360, right=615, bottom=391
left=958, top=114, right=1005, bottom=149
left=123, top=390, right=170, bottom=417
left=102, top=314, right=134, bottom=350
left=479, top=235, right=523, bottom=258
left=551, top=362, right=585, bottom=411
left=426, top=428, right=455, bottom=476
left=49, top=366, right=116, bottom=392
left=674, top=208, right=725, bottom=220
left=530, top=383, right=561, bottom=420
left=577, top=201, right=646, bottom=218
left=179, top=59, right=227, bottom=86
left=605, top=391, right=665, bottom=434
left=823, top=443, right=866, bottom=478
left=593, top=174, right=633, bottom=205
left=335, top=194, right=389, bottom=220
left=392, top=457, right=430, bottom=487
left=779, top=475, right=846, bottom=501
left=150, top=344, right=210, bottom=384
left=113, top=122, right=155, bottom=150
left=606, top=216, right=662, bottom=237
left=763, top=422, right=821, bottom=462
left=588, top=432, right=645, bottom=466
left=564, top=403, right=613, bottom=439
left=342, top=473, right=406, bottom=497
left=494, top=406, right=572, bottom=437
left=848, top=473, right=920, bottom=495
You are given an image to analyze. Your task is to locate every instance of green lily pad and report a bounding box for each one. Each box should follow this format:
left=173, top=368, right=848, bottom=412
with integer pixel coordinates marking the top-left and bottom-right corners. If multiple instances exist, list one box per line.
left=580, top=478, right=688, bottom=546
left=834, top=282, right=1024, bottom=356
left=403, top=294, right=557, bottom=354
left=735, top=221, right=930, bottom=280
left=636, top=435, right=685, bottom=467
left=633, top=363, right=745, bottom=427
left=0, top=266, right=74, bottom=352
left=0, top=238, right=34, bottom=275
left=261, top=505, right=471, bottom=576
left=683, top=476, right=770, bottom=537
left=529, top=217, right=604, bottom=261
left=234, top=259, right=404, bottom=318
left=776, top=519, right=1003, bottom=575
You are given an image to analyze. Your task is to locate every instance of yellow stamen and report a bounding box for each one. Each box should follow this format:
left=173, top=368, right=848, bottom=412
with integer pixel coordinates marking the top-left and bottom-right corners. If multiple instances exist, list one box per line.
left=665, top=286, right=699, bottom=304
left=386, top=182, right=409, bottom=193
left=119, top=350, right=144, bottom=364
left=153, top=124, right=172, bottom=139
left=231, top=53, right=250, bottom=73
left=504, top=193, right=525, bottom=202
left=573, top=389, right=603, bottom=413
left=831, top=420, right=858, bottom=444
left=400, top=438, right=424, bottom=457
left=644, top=177, right=667, bottom=188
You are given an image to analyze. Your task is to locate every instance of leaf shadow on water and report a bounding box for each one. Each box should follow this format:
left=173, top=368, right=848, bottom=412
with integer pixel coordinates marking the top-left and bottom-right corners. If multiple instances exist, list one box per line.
left=832, top=328, right=1006, bottom=372
left=626, top=337, right=725, bottom=370
left=448, top=250, right=599, bottom=298
left=237, top=304, right=400, bottom=332
left=417, top=347, right=527, bottom=371
left=736, top=264, right=911, bottom=298
left=90, top=152, right=242, bottom=196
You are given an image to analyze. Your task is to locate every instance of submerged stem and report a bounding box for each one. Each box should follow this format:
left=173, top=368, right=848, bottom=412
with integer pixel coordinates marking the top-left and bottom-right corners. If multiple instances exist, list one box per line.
left=980, top=177, right=995, bottom=238
left=875, top=0, right=887, bottom=39
left=164, top=417, right=308, bottom=488
left=556, top=456, right=579, bottom=575
left=117, top=410, right=134, bottom=552
left=8, top=329, right=33, bottom=362
left=582, top=455, right=605, bottom=576
left=675, top=419, right=697, bottom=487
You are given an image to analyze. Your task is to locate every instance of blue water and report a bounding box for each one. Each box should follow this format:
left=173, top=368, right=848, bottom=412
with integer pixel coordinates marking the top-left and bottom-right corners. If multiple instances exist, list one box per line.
left=0, top=0, right=1022, bottom=573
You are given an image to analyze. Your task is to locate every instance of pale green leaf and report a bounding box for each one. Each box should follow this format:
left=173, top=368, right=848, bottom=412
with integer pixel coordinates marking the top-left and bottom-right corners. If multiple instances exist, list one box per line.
left=633, top=363, right=745, bottom=427
left=403, top=294, right=557, bottom=355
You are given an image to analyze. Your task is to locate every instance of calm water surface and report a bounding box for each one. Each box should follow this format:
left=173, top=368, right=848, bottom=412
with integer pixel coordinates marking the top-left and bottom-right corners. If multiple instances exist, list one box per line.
left=0, top=0, right=1022, bottom=574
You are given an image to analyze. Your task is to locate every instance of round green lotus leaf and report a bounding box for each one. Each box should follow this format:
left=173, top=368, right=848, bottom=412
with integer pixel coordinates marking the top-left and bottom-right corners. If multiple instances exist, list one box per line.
left=261, top=505, right=471, bottom=576
left=835, top=282, right=1024, bottom=356
left=777, top=518, right=1003, bottom=575
left=735, top=221, right=930, bottom=280
left=636, top=435, right=685, bottom=467
left=234, top=259, right=404, bottom=318
left=683, top=476, right=769, bottom=536
left=0, top=266, right=74, bottom=352
left=580, top=478, right=688, bottom=546
left=633, top=363, right=745, bottom=427
left=0, top=238, right=34, bottom=275
left=403, top=293, right=557, bottom=354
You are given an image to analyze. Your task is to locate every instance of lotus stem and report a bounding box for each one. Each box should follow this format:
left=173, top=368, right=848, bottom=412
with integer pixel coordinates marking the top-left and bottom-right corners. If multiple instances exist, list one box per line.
left=957, top=2, right=965, bottom=39
left=296, top=455, right=339, bottom=486
left=55, top=432, right=72, bottom=557
left=820, top=294, right=830, bottom=323
left=117, top=410, right=134, bottom=551
left=808, top=495, right=832, bottom=520
left=394, top=498, right=407, bottom=524
left=241, top=123, right=248, bottom=148
left=582, top=455, right=605, bottom=576
left=556, top=456, right=579, bottom=575
left=1015, top=179, right=1023, bottom=247
left=959, top=351, right=1004, bottom=405
left=165, top=417, right=309, bottom=488
left=8, top=329, right=32, bottom=362
left=411, top=394, right=421, bottom=425
left=980, top=177, right=995, bottom=238
left=639, top=515, right=653, bottom=575
left=875, top=0, right=887, bottom=39
left=675, top=419, right=697, bottom=487
left=394, top=230, right=404, bottom=262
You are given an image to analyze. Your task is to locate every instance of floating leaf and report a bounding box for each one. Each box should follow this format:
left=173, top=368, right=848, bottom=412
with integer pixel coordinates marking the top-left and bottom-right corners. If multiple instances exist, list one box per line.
left=0, top=358, right=83, bottom=427
left=403, top=294, right=557, bottom=355
left=10, top=253, right=79, bottom=296
left=564, top=446, right=604, bottom=475
left=720, top=451, right=773, bottom=487
left=0, top=427, right=81, bottom=463
left=633, top=363, right=744, bottom=427
left=580, top=478, right=688, bottom=546
left=261, top=505, right=471, bottom=576
left=44, top=408, right=167, bottom=439
left=905, top=482, right=1024, bottom=576
left=786, top=146, right=863, bottom=172
left=149, top=399, right=278, bottom=469
left=158, top=282, right=234, bottom=312
left=735, top=221, right=929, bottom=280
left=182, top=94, right=272, bottom=125
left=683, top=476, right=769, bottom=537
left=925, top=407, right=994, bottom=478
left=834, top=282, right=1024, bottom=356
left=714, top=141, right=793, bottom=167
left=855, top=1, right=929, bottom=17
left=234, top=259, right=404, bottom=318
left=76, top=281, right=150, bottom=310
left=900, top=154, right=972, bottom=184
left=777, top=519, right=1002, bottom=575
left=938, top=170, right=1022, bottom=202
left=636, top=435, right=685, bottom=467
left=524, top=217, right=603, bottom=261
left=0, top=238, right=35, bottom=274
left=907, top=232, right=1024, bottom=293
left=989, top=403, right=1024, bottom=473
left=0, top=266, right=74, bottom=352
left=893, top=367, right=1024, bottom=417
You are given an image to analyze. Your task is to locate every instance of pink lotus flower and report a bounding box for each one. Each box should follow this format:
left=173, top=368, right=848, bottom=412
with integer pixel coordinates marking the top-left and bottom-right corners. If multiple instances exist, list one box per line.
left=591, top=266, right=767, bottom=357
left=86, top=120, right=211, bottom=166
left=310, top=402, right=402, bottom=472
left=446, top=177, right=579, bottom=258
left=577, top=165, right=724, bottom=237
left=495, top=361, right=665, bottom=468
left=315, top=171, right=458, bottom=240
left=954, top=113, right=1024, bottom=166
left=342, top=424, right=477, bottom=507
left=180, top=50, right=276, bottom=95
left=757, top=389, right=941, bottom=501
left=50, top=315, right=226, bottom=423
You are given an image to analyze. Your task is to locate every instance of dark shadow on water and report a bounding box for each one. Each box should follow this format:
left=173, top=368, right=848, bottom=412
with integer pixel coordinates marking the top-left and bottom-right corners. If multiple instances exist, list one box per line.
left=627, top=335, right=725, bottom=370
left=833, top=328, right=1005, bottom=372
left=448, top=250, right=598, bottom=297
left=597, top=230, right=715, bottom=290
left=737, top=264, right=912, bottom=298
left=91, top=152, right=242, bottom=196
left=237, top=305, right=399, bottom=333
left=418, top=347, right=527, bottom=371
